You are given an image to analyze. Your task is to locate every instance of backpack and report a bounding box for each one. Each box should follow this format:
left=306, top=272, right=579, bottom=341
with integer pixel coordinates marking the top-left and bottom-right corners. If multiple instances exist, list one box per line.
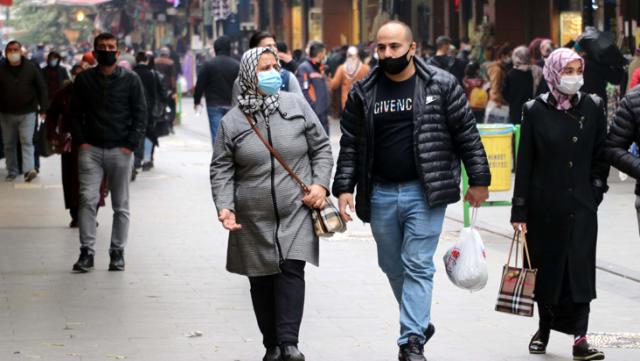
left=469, top=87, right=488, bottom=109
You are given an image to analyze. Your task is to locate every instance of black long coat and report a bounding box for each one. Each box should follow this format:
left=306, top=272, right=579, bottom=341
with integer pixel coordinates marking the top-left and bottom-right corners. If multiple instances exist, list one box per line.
left=45, top=84, right=107, bottom=210
left=502, top=68, right=534, bottom=125
left=133, top=64, right=166, bottom=144
left=511, top=93, right=610, bottom=304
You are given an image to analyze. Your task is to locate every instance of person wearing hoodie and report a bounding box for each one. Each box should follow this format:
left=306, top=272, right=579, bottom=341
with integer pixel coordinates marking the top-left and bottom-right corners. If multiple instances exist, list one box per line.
left=41, top=51, right=70, bottom=109
left=194, top=36, right=240, bottom=145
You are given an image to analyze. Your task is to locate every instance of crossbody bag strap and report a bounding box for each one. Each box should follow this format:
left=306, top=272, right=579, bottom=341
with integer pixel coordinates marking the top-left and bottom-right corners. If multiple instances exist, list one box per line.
left=243, top=113, right=310, bottom=194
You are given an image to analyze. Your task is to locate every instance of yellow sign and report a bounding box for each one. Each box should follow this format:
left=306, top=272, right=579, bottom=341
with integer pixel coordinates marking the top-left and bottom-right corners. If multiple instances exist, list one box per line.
left=308, top=7, right=323, bottom=42
left=560, top=12, right=582, bottom=46
left=292, top=6, right=303, bottom=50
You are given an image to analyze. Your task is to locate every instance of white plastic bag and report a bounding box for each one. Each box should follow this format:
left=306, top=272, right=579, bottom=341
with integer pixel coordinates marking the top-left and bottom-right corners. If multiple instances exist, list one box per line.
left=484, top=100, right=510, bottom=124
left=443, top=209, right=488, bottom=291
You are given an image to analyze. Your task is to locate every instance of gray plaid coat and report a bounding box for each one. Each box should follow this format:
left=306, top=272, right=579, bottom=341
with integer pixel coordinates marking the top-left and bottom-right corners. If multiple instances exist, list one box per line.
left=210, top=92, right=333, bottom=276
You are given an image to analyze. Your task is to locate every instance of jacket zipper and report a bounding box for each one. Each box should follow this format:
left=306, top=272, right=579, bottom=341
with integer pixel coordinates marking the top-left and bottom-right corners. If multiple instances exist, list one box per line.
left=364, top=86, right=376, bottom=197
left=412, top=80, right=425, bottom=190
left=265, top=117, right=285, bottom=265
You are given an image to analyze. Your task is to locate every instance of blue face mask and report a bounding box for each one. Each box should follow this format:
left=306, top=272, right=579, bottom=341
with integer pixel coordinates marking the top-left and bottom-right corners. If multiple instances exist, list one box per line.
left=257, top=69, right=282, bottom=96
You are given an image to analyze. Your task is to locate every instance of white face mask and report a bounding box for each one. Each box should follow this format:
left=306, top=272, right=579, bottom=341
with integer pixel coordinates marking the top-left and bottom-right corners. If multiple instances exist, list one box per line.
left=7, top=53, right=21, bottom=64
left=556, top=75, right=584, bottom=95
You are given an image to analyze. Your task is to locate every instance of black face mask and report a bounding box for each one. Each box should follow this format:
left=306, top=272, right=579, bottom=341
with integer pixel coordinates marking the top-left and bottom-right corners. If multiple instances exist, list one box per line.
left=378, top=48, right=413, bottom=75
left=95, top=50, right=117, bottom=66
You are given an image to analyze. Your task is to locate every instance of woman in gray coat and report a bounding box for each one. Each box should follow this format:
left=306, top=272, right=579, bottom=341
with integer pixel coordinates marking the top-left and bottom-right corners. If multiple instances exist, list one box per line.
left=210, top=47, right=333, bottom=361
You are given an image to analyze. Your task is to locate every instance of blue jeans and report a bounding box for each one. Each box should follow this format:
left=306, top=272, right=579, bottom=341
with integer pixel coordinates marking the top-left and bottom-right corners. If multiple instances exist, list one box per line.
left=207, top=106, right=229, bottom=146
left=0, top=112, right=37, bottom=176
left=143, top=138, right=153, bottom=162
left=370, top=180, right=446, bottom=346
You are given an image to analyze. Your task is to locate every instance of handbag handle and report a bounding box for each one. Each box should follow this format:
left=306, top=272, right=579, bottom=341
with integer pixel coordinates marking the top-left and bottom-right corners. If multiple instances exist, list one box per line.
left=243, top=113, right=310, bottom=194
left=506, top=230, right=533, bottom=269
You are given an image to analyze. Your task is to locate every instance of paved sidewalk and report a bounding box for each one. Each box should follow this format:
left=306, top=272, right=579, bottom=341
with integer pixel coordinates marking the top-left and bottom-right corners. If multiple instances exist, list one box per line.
left=0, top=101, right=639, bottom=361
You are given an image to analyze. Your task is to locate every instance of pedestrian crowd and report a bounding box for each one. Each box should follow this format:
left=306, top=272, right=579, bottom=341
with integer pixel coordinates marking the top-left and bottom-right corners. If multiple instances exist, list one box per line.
left=4, top=19, right=640, bottom=361
left=0, top=36, right=180, bottom=270
left=203, top=22, right=640, bottom=361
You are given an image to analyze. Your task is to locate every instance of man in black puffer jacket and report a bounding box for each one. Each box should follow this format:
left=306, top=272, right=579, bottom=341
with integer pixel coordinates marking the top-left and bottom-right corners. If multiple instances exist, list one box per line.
left=333, top=21, right=490, bottom=361
left=605, top=86, right=640, bottom=235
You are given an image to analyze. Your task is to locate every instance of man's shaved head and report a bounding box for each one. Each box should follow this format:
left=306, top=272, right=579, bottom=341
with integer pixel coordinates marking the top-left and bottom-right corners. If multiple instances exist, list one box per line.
left=377, top=21, right=414, bottom=43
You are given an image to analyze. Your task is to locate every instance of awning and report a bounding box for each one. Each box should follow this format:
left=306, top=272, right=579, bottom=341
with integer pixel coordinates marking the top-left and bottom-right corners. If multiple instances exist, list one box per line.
left=55, top=0, right=112, bottom=5
left=0, top=0, right=12, bottom=7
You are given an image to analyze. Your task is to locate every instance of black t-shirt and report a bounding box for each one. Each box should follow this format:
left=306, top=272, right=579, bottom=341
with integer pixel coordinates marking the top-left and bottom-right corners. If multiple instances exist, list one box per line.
left=372, top=74, right=418, bottom=183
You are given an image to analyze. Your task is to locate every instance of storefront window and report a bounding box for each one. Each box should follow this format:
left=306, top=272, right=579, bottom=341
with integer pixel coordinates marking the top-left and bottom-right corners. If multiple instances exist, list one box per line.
left=560, top=11, right=583, bottom=45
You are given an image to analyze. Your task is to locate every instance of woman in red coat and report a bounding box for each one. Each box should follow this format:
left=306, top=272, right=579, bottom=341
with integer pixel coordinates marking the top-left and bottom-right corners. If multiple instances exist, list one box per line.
left=46, top=65, right=107, bottom=227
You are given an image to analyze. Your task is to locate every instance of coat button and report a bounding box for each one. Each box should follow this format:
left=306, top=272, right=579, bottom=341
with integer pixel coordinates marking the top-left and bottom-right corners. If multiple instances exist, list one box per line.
left=572, top=136, right=578, bottom=143
left=568, top=187, right=573, bottom=192
left=568, top=161, right=573, bottom=168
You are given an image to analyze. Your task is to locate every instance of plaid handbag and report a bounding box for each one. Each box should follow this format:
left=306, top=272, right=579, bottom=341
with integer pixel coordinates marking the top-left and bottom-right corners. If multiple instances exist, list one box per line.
left=310, top=197, right=346, bottom=237
left=495, top=230, right=538, bottom=317
left=244, top=114, right=346, bottom=238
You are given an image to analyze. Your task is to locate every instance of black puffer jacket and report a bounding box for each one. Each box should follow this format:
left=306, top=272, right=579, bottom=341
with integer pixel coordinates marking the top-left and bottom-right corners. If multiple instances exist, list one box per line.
left=605, top=86, right=640, bottom=195
left=332, top=57, right=491, bottom=222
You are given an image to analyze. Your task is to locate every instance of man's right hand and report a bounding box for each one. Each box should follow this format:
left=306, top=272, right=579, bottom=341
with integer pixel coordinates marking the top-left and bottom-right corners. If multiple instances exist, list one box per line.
left=219, top=209, right=242, bottom=231
left=338, top=193, right=355, bottom=223
left=80, top=143, right=91, bottom=151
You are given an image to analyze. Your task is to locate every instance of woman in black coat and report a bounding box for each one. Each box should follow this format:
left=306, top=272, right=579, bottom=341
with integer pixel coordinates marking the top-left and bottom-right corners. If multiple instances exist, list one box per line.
left=502, top=46, right=542, bottom=124
left=45, top=65, right=107, bottom=227
left=511, top=48, right=609, bottom=360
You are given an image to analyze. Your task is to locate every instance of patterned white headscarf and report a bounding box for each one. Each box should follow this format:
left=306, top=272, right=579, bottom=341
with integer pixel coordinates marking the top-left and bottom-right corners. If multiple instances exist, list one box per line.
left=237, top=47, right=280, bottom=116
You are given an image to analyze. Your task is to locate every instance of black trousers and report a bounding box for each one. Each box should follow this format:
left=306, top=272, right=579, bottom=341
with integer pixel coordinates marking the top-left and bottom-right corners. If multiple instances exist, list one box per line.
left=248, top=260, right=306, bottom=348
left=537, top=264, right=590, bottom=337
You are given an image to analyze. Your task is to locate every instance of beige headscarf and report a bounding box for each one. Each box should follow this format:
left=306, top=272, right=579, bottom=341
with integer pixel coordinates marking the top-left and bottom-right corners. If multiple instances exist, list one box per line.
left=343, top=46, right=362, bottom=79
